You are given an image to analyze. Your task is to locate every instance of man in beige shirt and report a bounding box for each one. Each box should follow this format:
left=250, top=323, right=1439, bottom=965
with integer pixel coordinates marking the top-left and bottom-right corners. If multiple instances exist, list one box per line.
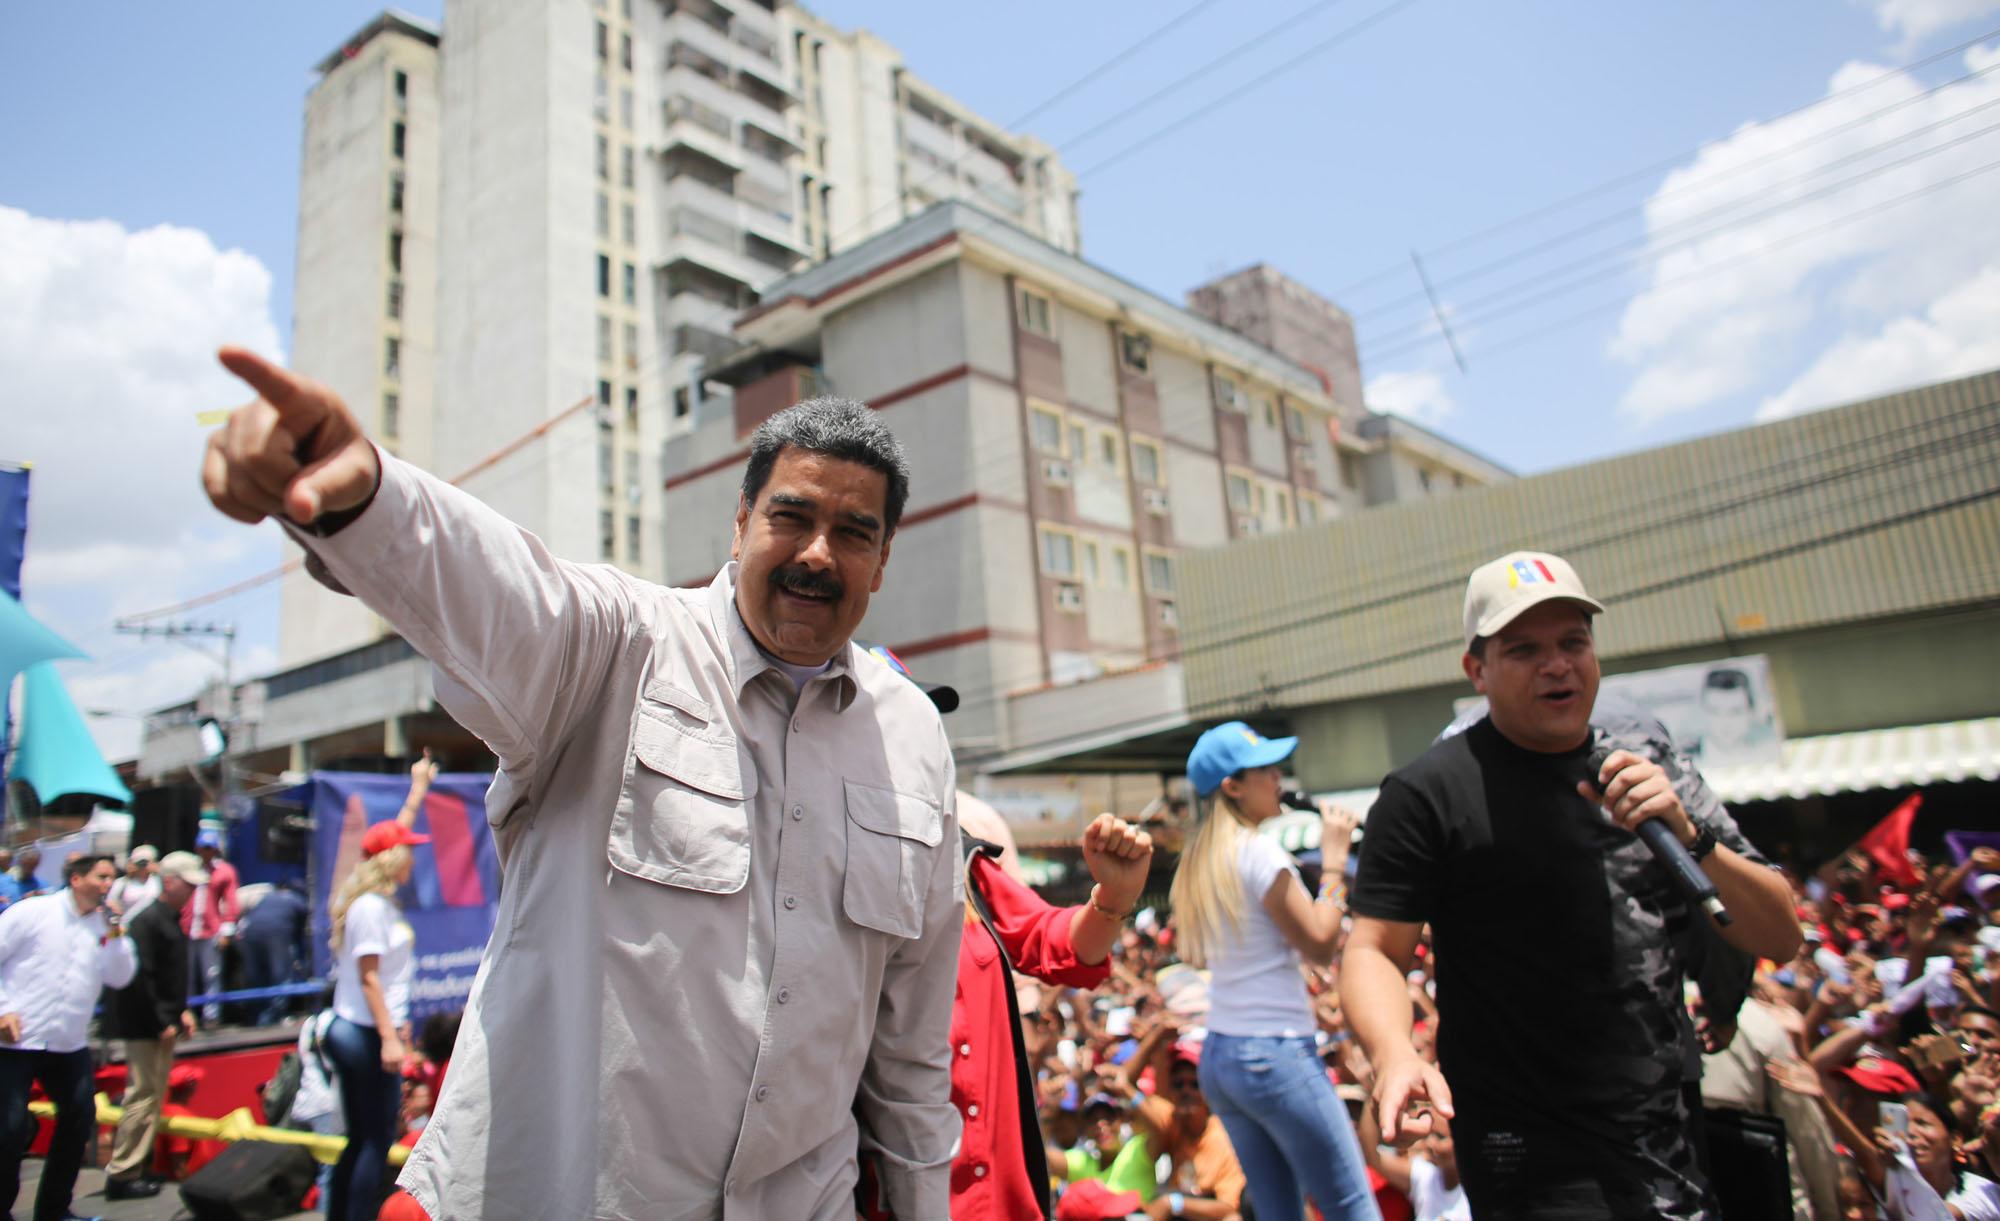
left=202, top=348, right=962, bottom=1220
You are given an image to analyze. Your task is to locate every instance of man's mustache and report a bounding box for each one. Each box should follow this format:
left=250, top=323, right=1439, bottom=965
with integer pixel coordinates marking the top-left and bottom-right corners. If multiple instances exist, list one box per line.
left=770, top=565, right=844, bottom=600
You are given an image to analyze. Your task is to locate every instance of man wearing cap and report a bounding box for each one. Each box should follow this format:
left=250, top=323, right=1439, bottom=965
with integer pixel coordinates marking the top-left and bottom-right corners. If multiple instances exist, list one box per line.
left=204, top=354, right=963, bottom=1220
left=101, top=850, right=205, bottom=1200
left=182, top=826, right=240, bottom=1028
left=1343, top=551, right=1800, bottom=1219
left=0, top=854, right=136, bottom=1221
left=111, top=845, right=162, bottom=919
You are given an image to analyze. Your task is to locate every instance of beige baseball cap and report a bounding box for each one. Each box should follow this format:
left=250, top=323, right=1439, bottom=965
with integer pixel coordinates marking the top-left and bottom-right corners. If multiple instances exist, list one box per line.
left=1463, top=551, right=1604, bottom=649
left=155, top=851, right=210, bottom=886
left=127, top=844, right=159, bottom=865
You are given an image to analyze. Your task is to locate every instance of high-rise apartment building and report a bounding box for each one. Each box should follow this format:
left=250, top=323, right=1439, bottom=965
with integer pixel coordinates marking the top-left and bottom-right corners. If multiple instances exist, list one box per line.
left=278, top=1, right=1081, bottom=670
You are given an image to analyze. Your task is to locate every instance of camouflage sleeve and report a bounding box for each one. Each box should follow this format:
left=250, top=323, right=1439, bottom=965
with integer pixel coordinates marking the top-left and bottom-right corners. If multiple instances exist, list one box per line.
left=1658, top=744, right=1769, bottom=869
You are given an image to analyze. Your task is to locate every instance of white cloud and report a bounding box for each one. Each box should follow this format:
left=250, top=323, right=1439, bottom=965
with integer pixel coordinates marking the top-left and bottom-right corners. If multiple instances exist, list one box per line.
left=1364, top=369, right=1456, bottom=424
left=1865, top=0, right=2000, bottom=49
left=1610, top=43, right=2000, bottom=423
left=1756, top=262, right=2000, bottom=419
left=0, top=206, right=286, bottom=762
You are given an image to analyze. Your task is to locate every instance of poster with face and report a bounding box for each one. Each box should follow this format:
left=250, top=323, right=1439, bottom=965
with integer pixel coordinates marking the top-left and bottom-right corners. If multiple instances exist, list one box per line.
left=1452, top=654, right=1786, bottom=770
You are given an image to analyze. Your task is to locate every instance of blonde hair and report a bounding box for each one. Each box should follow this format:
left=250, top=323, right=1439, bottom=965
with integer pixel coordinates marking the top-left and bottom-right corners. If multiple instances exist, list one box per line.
left=329, top=845, right=410, bottom=955
left=1168, top=789, right=1256, bottom=968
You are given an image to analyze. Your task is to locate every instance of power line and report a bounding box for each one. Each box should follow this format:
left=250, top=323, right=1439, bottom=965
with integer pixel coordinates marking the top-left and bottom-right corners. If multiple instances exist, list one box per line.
left=1006, top=0, right=1231, bottom=130
left=1328, top=23, right=2000, bottom=301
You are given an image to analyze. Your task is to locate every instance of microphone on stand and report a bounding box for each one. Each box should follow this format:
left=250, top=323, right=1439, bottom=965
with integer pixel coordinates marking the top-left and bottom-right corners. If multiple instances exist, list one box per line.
left=1582, top=735, right=1732, bottom=926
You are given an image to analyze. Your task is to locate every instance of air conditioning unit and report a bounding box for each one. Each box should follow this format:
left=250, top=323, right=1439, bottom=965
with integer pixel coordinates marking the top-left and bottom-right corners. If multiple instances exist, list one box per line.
left=1142, top=487, right=1170, bottom=514
left=1055, top=583, right=1084, bottom=613
left=1042, top=458, right=1072, bottom=485
left=1158, top=600, right=1178, bottom=629
left=1235, top=516, right=1262, bottom=536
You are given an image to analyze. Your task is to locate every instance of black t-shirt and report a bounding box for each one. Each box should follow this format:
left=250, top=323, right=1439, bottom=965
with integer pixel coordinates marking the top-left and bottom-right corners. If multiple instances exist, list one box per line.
left=1352, top=716, right=1761, bottom=1218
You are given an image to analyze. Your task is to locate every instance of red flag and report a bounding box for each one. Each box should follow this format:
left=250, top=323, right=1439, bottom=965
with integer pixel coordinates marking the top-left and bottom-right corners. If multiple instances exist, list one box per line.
left=1859, top=793, right=1923, bottom=889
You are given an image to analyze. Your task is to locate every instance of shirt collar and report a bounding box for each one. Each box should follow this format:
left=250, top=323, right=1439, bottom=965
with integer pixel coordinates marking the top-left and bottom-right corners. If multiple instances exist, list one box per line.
left=708, top=563, right=860, bottom=711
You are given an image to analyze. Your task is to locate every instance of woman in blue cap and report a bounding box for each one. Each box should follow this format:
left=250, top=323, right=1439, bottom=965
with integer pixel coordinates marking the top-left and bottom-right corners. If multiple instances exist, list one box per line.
left=1168, top=721, right=1378, bottom=1221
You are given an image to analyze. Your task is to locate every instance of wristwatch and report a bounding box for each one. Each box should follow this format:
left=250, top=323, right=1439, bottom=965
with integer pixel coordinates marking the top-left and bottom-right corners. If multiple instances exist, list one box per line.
left=1686, top=823, right=1718, bottom=862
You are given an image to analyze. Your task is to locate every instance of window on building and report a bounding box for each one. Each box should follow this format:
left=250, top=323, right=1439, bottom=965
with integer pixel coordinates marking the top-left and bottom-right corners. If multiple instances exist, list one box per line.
left=620, top=202, right=635, bottom=247
left=383, top=391, right=400, bottom=438
left=1225, top=472, right=1252, bottom=512
left=1097, top=430, right=1121, bottom=473
left=620, top=32, right=633, bottom=71
left=1131, top=438, right=1163, bottom=486
left=594, top=72, right=609, bottom=120
left=1339, top=451, right=1361, bottom=490
left=620, top=145, right=635, bottom=189
left=1213, top=373, right=1243, bottom=412
left=600, top=510, right=615, bottom=559
left=597, top=314, right=613, bottom=364
left=1118, top=330, right=1150, bottom=373
left=1419, top=468, right=1434, bottom=492
left=1030, top=404, right=1064, bottom=455
left=597, top=254, right=611, bottom=298
left=388, top=231, right=403, bottom=273
left=625, top=385, right=639, bottom=427
left=392, top=121, right=406, bottom=159
left=1067, top=421, right=1087, bottom=463
left=1038, top=527, right=1077, bottom=577
left=386, top=278, right=402, bottom=320
left=622, top=321, right=638, bottom=368
left=626, top=514, right=641, bottom=562
left=1275, top=488, right=1292, bottom=526
left=1144, top=551, right=1175, bottom=595
left=383, top=336, right=400, bottom=378
left=1018, top=288, right=1052, bottom=337
left=599, top=437, right=615, bottom=493
left=1083, top=539, right=1100, bottom=585
left=390, top=172, right=404, bottom=215
left=596, top=192, right=610, bottom=237
left=595, top=20, right=609, bottom=61
left=1159, top=599, right=1178, bottom=629
left=596, top=134, right=609, bottom=181
left=1107, top=545, right=1132, bottom=590
left=1299, top=494, right=1318, bottom=525
left=624, top=450, right=640, bottom=503
left=622, top=262, right=637, bottom=306
left=673, top=385, right=692, bottom=418
left=1285, top=403, right=1307, bottom=439
left=620, top=87, right=634, bottom=130
left=394, top=69, right=408, bottom=106
left=1260, top=396, right=1278, bottom=429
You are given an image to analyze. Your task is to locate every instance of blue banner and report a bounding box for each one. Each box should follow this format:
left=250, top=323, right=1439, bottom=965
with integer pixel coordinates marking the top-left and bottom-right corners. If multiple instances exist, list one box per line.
left=305, top=771, right=501, bottom=1020
left=1, top=464, right=28, bottom=793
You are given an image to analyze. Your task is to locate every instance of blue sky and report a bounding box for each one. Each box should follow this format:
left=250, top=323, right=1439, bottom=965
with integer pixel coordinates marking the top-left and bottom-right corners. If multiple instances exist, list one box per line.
left=5, top=0, right=1998, bottom=755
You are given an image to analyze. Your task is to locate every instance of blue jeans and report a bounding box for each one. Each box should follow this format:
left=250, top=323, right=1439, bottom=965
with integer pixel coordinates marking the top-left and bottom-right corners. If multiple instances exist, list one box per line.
left=322, top=1017, right=401, bottom=1221
left=1198, top=1033, right=1379, bottom=1221
left=0, top=1047, right=95, bottom=1221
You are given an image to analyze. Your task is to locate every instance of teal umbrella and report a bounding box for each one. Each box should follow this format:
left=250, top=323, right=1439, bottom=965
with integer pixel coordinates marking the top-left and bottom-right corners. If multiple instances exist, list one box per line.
left=0, top=592, right=84, bottom=688
left=12, top=662, right=130, bottom=805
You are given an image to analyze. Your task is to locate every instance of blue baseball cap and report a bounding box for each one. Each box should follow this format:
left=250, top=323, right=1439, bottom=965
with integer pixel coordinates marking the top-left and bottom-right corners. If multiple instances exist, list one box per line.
left=1186, top=721, right=1297, bottom=797
left=195, top=826, right=225, bottom=850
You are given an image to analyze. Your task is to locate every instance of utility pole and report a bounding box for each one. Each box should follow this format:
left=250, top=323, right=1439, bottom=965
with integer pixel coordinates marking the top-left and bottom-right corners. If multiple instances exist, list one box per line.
left=115, top=619, right=238, bottom=818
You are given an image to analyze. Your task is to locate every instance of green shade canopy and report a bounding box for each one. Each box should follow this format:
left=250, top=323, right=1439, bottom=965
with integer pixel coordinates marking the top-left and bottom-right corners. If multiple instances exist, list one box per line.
left=12, top=662, right=130, bottom=805
left=0, top=592, right=84, bottom=688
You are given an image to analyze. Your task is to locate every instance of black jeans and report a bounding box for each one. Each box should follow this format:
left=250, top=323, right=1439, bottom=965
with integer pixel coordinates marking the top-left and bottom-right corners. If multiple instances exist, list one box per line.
left=323, top=1018, right=401, bottom=1221
left=0, top=1046, right=95, bottom=1221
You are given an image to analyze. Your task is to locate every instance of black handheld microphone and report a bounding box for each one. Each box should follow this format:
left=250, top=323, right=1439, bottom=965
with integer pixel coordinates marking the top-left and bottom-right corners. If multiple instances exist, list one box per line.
left=1583, top=737, right=1732, bottom=927
left=1280, top=789, right=1319, bottom=812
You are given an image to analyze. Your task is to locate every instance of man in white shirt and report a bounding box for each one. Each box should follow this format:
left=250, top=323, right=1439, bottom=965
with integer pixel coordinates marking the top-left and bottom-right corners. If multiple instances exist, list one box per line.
left=204, top=351, right=963, bottom=1220
left=109, top=845, right=162, bottom=919
left=0, top=853, right=138, bottom=1221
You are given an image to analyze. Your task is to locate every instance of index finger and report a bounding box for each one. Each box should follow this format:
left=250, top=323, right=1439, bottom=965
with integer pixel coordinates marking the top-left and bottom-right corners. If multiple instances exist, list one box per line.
left=218, top=346, right=314, bottom=415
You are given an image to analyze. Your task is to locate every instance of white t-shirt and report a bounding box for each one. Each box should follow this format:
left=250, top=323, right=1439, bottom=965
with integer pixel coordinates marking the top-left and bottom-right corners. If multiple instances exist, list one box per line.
left=110, top=873, right=161, bottom=919
left=332, top=892, right=415, bottom=1029
left=291, top=1010, right=343, bottom=1129
left=1409, top=1157, right=1471, bottom=1221
left=1204, top=834, right=1316, bottom=1036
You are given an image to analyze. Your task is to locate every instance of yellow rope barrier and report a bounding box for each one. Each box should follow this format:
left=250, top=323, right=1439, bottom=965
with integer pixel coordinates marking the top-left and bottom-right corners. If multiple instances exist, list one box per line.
left=31, top=1096, right=410, bottom=1167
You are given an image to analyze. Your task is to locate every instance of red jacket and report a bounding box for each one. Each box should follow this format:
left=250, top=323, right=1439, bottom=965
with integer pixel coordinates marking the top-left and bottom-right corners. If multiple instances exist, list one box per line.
left=179, top=857, right=240, bottom=941
left=949, top=851, right=1109, bottom=1221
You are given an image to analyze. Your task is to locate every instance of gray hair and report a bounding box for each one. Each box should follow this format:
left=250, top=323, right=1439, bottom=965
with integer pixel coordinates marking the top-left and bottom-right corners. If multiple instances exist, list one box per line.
left=739, top=397, right=911, bottom=535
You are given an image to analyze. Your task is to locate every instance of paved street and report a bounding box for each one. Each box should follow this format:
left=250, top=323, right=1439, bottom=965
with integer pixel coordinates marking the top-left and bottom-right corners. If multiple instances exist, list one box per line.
left=19, top=1158, right=315, bottom=1221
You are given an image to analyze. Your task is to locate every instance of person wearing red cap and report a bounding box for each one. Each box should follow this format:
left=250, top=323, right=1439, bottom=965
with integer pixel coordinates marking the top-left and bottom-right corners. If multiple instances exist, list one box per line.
left=322, top=808, right=428, bottom=1221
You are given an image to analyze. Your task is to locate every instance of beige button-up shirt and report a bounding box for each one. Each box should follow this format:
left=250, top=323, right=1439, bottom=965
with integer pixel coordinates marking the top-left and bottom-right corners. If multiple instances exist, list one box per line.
left=297, top=455, right=962, bottom=1220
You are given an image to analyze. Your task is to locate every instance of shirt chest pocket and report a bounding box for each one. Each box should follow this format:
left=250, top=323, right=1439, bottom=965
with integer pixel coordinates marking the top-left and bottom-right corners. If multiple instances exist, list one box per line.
left=609, top=689, right=757, bottom=895
left=842, top=779, right=943, bottom=939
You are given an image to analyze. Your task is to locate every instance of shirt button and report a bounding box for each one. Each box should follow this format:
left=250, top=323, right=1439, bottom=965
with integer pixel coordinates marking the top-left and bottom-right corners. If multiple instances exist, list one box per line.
left=959, top=1043, right=971, bottom=1057
left=776, top=987, right=791, bottom=1004
left=755, top=1085, right=770, bottom=1102
left=791, top=722, right=800, bottom=733
left=972, top=1165, right=987, bottom=1179
left=967, top=1103, right=979, bottom=1117
left=784, top=895, right=798, bottom=910
left=791, top=805, right=803, bottom=821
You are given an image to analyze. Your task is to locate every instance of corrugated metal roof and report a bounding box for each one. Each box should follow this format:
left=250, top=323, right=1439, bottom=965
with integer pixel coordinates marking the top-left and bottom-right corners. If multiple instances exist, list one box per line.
left=1179, top=370, right=2000, bottom=717
left=1705, top=716, right=2000, bottom=803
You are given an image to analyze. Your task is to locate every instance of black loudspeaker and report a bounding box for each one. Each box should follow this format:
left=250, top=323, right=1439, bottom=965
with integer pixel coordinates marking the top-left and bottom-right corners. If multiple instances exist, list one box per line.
left=178, top=1139, right=318, bottom=1221
left=1703, top=1106, right=1792, bottom=1220
left=258, top=796, right=310, bottom=866
left=130, top=783, right=204, bottom=854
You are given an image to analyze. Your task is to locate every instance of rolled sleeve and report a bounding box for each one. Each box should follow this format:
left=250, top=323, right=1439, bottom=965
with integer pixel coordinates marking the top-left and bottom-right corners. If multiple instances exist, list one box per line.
left=975, top=856, right=1109, bottom=989
left=857, top=758, right=963, bottom=1220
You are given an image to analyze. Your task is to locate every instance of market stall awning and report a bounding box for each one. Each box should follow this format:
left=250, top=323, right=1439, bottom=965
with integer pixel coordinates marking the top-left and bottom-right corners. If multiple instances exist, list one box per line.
left=12, top=662, right=131, bottom=805
left=1704, top=717, right=2000, bottom=804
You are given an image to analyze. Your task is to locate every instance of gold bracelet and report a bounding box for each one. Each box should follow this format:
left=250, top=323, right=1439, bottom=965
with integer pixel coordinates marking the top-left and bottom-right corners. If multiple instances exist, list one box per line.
left=1088, top=886, right=1134, bottom=922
